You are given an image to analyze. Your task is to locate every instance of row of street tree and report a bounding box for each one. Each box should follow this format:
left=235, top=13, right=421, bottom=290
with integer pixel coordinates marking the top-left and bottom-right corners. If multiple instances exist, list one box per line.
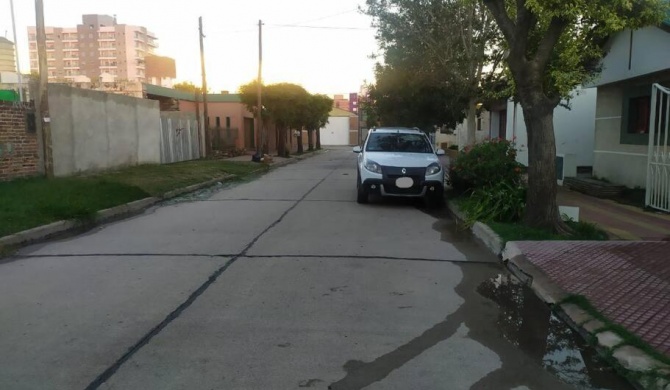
left=239, top=82, right=333, bottom=157
left=174, top=81, right=333, bottom=158
left=363, top=0, right=667, bottom=232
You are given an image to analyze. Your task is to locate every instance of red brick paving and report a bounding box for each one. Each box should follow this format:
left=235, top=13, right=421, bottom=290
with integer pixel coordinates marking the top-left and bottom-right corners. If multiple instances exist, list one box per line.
left=514, top=241, right=670, bottom=356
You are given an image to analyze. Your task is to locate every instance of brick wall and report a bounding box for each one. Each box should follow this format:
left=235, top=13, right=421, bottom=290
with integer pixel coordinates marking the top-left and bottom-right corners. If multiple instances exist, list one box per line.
left=0, top=102, right=40, bottom=181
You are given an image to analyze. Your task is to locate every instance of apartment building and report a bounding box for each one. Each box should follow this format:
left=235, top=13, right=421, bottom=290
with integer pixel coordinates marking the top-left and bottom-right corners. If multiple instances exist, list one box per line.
left=27, top=14, right=169, bottom=85
left=333, top=93, right=359, bottom=113
left=0, top=37, right=17, bottom=73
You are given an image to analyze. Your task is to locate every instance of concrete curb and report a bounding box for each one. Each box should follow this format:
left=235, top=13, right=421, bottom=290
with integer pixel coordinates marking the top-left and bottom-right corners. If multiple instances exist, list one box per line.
left=446, top=196, right=670, bottom=388
left=501, top=243, right=670, bottom=390
left=0, top=175, right=232, bottom=251
left=161, top=175, right=235, bottom=199
left=0, top=150, right=324, bottom=253
left=0, top=220, right=80, bottom=248
left=445, top=200, right=504, bottom=256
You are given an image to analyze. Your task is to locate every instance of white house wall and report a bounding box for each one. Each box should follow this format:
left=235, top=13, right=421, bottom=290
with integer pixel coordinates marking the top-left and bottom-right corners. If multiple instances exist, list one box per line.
left=592, top=85, right=649, bottom=188
left=504, top=87, right=597, bottom=169
left=321, top=117, right=350, bottom=145
left=593, top=26, right=670, bottom=87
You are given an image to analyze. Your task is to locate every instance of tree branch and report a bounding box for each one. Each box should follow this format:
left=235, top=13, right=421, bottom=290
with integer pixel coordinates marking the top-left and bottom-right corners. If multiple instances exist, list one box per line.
left=534, top=16, right=569, bottom=70
left=514, top=0, right=537, bottom=53
left=482, top=0, right=516, bottom=44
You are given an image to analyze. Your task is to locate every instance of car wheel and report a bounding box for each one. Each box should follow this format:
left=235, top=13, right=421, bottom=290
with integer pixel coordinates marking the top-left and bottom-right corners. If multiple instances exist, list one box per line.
left=357, top=171, right=368, bottom=204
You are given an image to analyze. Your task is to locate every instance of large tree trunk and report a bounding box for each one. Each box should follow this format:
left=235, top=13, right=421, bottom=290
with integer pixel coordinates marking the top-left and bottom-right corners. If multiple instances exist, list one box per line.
left=520, top=101, right=569, bottom=233
left=308, top=129, right=314, bottom=151
left=316, top=128, right=321, bottom=150
left=466, top=97, right=477, bottom=145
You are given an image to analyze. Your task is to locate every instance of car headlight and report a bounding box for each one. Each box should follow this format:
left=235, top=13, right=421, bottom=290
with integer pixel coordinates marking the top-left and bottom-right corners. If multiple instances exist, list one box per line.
left=364, top=160, right=382, bottom=174
left=426, top=163, right=442, bottom=176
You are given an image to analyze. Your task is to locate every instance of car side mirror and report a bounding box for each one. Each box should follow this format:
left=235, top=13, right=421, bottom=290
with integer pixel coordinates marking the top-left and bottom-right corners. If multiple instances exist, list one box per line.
left=353, top=146, right=362, bottom=153
left=436, top=149, right=446, bottom=156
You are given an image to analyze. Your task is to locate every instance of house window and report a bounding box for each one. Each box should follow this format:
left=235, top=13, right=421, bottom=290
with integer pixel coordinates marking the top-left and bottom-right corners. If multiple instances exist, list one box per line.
left=476, top=116, right=482, bottom=131
left=215, top=117, right=221, bottom=127
left=621, top=85, right=669, bottom=145
left=226, top=117, right=231, bottom=128
left=627, top=96, right=651, bottom=134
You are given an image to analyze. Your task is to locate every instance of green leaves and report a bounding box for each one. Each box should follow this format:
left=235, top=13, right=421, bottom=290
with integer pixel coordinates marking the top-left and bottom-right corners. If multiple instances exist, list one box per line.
left=363, top=0, right=502, bottom=130
left=450, top=138, right=527, bottom=226
left=238, top=81, right=333, bottom=131
left=490, top=0, right=668, bottom=101
left=449, top=138, right=523, bottom=191
left=460, top=181, right=527, bottom=226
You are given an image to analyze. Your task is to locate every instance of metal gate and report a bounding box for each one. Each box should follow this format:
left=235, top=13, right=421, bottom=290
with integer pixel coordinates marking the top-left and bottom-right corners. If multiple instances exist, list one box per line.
left=160, top=112, right=201, bottom=164
left=645, top=83, right=670, bottom=211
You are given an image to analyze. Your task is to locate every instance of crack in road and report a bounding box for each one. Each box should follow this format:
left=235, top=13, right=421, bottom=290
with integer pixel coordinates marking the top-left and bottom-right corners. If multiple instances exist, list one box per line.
left=83, top=159, right=341, bottom=390
left=200, top=199, right=357, bottom=203
left=242, top=254, right=495, bottom=265
left=10, top=253, right=496, bottom=265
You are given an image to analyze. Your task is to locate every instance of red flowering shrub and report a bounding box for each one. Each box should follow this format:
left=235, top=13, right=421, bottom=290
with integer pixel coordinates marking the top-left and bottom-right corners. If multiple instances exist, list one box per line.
left=449, top=138, right=523, bottom=192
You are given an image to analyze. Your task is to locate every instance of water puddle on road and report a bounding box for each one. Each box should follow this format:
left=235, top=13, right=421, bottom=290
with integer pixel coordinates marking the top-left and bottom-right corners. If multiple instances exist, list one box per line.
left=477, top=274, right=633, bottom=390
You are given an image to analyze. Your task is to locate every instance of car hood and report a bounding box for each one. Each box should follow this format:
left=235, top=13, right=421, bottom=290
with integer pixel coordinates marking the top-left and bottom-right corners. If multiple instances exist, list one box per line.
left=364, top=152, right=439, bottom=167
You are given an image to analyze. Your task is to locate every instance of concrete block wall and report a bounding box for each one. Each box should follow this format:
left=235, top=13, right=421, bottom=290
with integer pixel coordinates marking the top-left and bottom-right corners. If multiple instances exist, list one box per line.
left=48, top=84, right=161, bottom=176
left=0, top=102, right=39, bottom=181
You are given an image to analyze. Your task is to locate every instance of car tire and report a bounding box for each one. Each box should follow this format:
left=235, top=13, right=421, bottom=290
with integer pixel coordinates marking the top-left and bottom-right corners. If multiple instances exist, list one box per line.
left=357, top=171, right=369, bottom=204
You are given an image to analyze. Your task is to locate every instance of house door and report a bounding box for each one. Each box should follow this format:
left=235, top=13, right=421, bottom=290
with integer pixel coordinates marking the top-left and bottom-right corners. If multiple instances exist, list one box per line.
left=499, top=110, right=507, bottom=139
left=646, top=83, right=670, bottom=212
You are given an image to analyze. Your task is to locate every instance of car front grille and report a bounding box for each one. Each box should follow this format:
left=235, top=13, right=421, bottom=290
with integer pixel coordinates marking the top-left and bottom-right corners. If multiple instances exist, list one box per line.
left=383, top=183, right=424, bottom=195
left=381, top=166, right=425, bottom=195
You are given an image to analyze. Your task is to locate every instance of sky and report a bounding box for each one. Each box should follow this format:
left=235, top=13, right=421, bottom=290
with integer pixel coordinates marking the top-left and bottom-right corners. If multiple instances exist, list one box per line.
left=0, top=0, right=379, bottom=95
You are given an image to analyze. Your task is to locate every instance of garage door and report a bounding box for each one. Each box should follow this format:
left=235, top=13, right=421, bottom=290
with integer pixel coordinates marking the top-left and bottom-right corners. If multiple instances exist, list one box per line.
left=320, top=118, right=350, bottom=145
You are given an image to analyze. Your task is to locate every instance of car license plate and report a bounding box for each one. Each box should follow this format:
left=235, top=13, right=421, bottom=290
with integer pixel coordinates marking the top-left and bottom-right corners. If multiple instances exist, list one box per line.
left=395, top=177, right=413, bottom=188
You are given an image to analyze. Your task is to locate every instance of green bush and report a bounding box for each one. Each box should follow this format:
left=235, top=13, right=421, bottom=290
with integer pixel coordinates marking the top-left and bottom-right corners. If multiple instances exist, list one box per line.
left=564, top=219, right=610, bottom=240
left=459, top=181, right=526, bottom=226
left=449, top=138, right=522, bottom=191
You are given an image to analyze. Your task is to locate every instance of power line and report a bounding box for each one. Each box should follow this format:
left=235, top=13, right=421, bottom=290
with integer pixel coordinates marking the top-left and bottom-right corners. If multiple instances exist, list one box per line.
left=266, top=24, right=373, bottom=30
left=286, top=8, right=358, bottom=25
left=205, top=8, right=365, bottom=35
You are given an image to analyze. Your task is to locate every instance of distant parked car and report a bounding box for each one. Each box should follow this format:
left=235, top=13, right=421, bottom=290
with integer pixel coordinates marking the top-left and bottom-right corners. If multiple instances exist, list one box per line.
left=353, top=127, right=446, bottom=207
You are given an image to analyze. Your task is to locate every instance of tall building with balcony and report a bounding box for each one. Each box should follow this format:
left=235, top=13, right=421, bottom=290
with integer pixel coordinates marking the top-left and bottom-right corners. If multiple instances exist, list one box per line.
left=27, top=15, right=166, bottom=86
left=0, top=37, right=17, bottom=73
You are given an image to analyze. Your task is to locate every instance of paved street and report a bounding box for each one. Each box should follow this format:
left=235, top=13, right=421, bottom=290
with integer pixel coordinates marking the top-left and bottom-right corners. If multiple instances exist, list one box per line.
left=0, top=148, right=628, bottom=390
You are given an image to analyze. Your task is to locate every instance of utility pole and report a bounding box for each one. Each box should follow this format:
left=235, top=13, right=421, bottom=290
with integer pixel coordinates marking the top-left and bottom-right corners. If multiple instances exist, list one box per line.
left=199, top=17, right=211, bottom=156
left=35, top=0, right=53, bottom=178
left=10, top=0, right=23, bottom=101
left=256, top=19, right=264, bottom=155
left=195, top=89, right=202, bottom=156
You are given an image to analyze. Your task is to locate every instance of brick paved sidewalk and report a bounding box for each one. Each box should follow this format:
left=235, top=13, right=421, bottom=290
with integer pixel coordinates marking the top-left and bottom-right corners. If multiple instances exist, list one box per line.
left=508, top=240, right=670, bottom=358
left=557, top=188, right=670, bottom=241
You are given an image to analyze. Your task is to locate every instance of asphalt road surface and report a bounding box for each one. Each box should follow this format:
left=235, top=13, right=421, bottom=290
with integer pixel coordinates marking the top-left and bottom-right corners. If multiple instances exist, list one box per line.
left=0, top=148, right=628, bottom=390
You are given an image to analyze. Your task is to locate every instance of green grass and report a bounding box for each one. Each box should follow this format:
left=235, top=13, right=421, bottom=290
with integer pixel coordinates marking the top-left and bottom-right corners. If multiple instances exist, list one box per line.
left=451, top=194, right=609, bottom=243
left=0, top=160, right=265, bottom=237
left=94, top=160, right=265, bottom=196
left=488, top=220, right=609, bottom=244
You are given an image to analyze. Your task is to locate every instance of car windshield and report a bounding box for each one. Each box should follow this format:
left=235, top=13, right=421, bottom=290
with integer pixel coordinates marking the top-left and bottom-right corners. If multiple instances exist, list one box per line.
left=365, top=132, right=433, bottom=153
